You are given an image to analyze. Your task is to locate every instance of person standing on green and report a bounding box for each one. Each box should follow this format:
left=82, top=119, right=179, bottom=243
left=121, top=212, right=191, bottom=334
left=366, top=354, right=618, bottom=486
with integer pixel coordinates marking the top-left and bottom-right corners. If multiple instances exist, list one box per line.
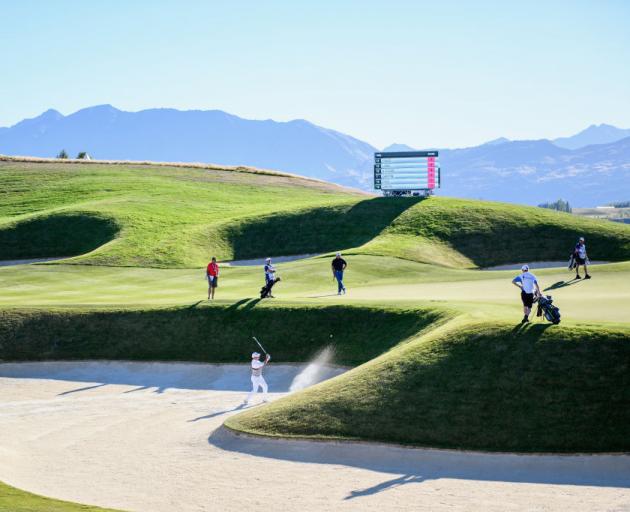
left=206, top=257, right=219, bottom=300
left=331, top=252, right=347, bottom=295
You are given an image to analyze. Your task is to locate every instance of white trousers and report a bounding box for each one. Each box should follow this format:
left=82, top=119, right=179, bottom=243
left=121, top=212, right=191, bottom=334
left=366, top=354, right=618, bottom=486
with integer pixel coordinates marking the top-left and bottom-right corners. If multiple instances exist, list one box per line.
left=247, top=375, right=268, bottom=402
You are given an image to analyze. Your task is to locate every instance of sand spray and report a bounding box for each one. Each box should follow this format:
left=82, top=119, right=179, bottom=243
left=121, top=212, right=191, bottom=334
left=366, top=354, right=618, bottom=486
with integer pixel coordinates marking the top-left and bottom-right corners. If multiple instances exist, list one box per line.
left=289, top=345, right=335, bottom=392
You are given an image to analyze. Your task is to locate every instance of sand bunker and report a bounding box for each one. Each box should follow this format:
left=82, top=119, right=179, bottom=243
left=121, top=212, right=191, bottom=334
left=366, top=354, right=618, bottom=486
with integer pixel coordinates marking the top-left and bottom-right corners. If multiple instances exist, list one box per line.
left=1, top=361, right=628, bottom=512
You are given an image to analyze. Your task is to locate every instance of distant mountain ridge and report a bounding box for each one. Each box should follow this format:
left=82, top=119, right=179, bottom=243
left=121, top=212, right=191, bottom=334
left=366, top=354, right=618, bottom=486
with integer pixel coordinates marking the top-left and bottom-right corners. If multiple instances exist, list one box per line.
left=552, top=124, right=630, bottom=150
left=1, top=105, right=629, bottom=206
left=398, top=137, right=630, bottom=206
left=0, top=105, right=376, bottom=189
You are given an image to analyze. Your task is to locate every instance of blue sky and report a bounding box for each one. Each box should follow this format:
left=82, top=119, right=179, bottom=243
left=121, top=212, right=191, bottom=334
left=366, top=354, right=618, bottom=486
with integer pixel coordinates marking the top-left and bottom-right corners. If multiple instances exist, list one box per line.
left=1, top=0, right=629, bottom=148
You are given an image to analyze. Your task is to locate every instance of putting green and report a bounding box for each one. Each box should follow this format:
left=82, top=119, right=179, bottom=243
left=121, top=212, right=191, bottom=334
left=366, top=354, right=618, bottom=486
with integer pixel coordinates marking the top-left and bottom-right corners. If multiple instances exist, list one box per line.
left=2, top=257, right=629, bottom=325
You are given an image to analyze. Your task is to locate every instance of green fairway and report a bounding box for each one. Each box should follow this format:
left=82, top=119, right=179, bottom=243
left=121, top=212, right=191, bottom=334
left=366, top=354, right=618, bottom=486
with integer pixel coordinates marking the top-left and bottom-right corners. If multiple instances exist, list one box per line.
left=1, top=158, right=630, bottom=454
left=0, top=481, right=122, bottom=512
left=2, top=257, right=629, bottom=325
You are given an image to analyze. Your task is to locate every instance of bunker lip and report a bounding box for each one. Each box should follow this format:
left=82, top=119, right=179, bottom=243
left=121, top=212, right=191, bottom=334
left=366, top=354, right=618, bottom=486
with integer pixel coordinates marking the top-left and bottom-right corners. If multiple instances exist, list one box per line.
left=224, top=253, right=324, bottom=266
left=219, top=424, right=630, bottom=458
left=0, top=257, right=68, bottom=267
left=212, top=426, right=630, bottom=492
left=483, top=260, right=610, bottom=271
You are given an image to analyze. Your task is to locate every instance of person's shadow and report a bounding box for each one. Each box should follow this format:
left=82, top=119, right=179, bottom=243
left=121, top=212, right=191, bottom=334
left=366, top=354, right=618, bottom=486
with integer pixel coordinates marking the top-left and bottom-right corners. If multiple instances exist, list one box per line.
left=544, top=278, right=584, bottom=291
left=345, top=474, right=425, bottom=500
left=188, top=402, right=248, bottom=422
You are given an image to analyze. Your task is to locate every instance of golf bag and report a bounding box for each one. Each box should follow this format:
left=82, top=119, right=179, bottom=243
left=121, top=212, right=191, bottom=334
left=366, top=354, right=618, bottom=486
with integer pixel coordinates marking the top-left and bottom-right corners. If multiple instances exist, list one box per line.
left=260, top=277, right=281, bottom=299
left=536, top=295, right=561, bottom=324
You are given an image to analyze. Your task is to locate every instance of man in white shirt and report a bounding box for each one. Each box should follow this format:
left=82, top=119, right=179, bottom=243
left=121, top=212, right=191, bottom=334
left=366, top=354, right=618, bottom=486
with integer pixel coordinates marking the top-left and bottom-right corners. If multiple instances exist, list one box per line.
left=512, top=264, right=542, bottom=324
left=245, top=351, right=271, bottom=404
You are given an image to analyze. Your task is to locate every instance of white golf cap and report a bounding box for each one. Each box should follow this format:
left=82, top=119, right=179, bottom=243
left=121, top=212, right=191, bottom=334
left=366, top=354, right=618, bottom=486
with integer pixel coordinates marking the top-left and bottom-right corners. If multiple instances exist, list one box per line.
left=579, top=237, right=585, bottom=241
left=521, top=264, right=529, bottom=271
left=336, top=252, right=341, bottom=257
left=265, top=257, right=271, bottom=262
left=252, top=352, right=260, bottom=358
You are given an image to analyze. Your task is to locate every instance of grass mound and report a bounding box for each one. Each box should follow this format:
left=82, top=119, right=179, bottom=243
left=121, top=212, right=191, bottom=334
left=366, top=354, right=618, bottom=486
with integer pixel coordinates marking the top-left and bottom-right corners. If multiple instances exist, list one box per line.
left=0, top=303, right=444, bottom=365
left=0, top=481, right=121, bottom=512
left=220, top=197, right=419, bottom=260
left=227, top=319, right=630, bottom=452
left=0, top=213, right=119, bottom=260
left=2, top=161, right=629, bottom=268
left=363, top=197, right=630, bottom=267
left=0, top=161, right=363, bottom=267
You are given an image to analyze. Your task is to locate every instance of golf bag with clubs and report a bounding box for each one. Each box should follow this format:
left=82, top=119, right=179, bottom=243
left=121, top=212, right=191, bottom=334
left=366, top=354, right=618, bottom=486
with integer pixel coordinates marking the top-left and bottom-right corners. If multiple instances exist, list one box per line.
left=260, top=277, right=281, bottom=299
left=536, top=294, right=561, bottom=324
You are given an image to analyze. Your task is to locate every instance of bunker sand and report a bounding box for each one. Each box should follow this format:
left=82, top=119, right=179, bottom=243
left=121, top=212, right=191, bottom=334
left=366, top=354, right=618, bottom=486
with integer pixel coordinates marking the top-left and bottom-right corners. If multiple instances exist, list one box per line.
left=1, top=362, right=628, bottom=512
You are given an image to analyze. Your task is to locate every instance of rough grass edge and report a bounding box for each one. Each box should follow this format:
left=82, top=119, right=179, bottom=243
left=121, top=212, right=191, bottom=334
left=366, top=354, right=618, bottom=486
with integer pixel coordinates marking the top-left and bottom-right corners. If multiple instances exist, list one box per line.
left=0, top=154, right=368, bottom=195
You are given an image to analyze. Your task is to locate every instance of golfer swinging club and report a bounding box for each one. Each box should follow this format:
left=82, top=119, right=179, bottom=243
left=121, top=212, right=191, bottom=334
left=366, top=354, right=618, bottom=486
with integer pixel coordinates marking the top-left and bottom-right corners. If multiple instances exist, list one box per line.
left=244, top=351, right=271, bottom=404
left=512, top=264, right=541, bottom=324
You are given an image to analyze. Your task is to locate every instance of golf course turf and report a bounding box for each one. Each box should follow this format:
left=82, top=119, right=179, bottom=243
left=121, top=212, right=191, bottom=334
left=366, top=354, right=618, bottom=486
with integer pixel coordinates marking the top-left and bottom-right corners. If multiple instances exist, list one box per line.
left=0, top=481, right=121, bottom=512
left=1, top=159, right=629, bottom=268
left=1, top=158, right=630, bottom=459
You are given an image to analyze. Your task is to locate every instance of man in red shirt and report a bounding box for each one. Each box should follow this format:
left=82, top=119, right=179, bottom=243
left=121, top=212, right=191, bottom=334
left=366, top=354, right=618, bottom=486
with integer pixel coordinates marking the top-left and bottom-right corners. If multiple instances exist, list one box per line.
left=206, top=257, right=219, bottom=300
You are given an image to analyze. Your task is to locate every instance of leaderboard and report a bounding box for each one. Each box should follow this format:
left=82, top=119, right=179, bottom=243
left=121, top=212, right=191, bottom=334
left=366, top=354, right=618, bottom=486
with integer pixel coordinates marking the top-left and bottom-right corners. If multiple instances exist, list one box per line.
left=374, top=151, right=440, bottom=192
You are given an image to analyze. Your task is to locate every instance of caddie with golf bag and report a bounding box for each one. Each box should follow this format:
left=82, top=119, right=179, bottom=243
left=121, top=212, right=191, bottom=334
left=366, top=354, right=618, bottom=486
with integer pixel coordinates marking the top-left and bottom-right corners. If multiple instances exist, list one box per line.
left=512, top=264, right=542, bottom=324
left=244, top=337, right=271, bottom=404
left=536, top=294, right=561, bottom=324
left=261, top=257, right=280, bottom=298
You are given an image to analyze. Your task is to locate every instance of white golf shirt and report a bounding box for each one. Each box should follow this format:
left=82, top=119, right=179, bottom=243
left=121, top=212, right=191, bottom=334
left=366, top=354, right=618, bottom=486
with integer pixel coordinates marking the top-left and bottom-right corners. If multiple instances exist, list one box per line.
left=577, top=244, right=587, bottom=259
left=251, top=359, right=264, bottom=377
left=513, top=271, right=538, bottom=294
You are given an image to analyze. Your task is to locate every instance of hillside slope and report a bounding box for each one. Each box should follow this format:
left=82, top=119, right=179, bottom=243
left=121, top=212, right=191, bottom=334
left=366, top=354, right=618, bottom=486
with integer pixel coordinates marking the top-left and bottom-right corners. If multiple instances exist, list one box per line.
left=1, top=160, right=630, bottom=268
left=227, top=317, right=630, bottom=452
left=360, top=197, right=630, bottom=267
left=0, top=160, right=365, bottom=267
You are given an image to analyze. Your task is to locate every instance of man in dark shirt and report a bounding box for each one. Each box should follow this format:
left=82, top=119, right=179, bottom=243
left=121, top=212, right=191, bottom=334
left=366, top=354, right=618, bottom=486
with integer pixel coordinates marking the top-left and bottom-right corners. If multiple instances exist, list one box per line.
left=331, top=252, right=347, bottom=295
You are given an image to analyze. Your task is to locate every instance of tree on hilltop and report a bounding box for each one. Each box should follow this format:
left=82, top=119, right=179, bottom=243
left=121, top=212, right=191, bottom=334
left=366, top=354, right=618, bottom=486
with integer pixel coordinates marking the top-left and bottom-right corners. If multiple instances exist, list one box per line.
left=538, top=199, right=572, bottom=213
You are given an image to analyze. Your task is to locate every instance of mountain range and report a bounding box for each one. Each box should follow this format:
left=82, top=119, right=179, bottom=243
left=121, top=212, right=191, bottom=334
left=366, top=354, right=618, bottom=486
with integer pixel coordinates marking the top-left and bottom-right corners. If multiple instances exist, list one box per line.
left=1, top=106, right=629, bottom=206
left=0, top=105, right=374, bottom=189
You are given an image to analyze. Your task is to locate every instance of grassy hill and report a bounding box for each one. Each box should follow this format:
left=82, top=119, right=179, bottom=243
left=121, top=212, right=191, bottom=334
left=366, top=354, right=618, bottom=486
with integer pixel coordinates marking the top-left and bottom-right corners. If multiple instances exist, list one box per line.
left=1, top=158, right=630, bottom=455
left=226, top=317, right=630, bottom=452
left=359, top=197, right=630, bottom=267
left=0, top=481, right=121, bottom=512
left=0, top=160, right=365, bottom=267
left=1, top=159, right=629, bottom=268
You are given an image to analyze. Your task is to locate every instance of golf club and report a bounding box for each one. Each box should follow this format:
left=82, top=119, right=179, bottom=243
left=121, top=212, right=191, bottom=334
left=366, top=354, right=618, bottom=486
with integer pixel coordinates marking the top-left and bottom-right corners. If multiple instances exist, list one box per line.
left=252, top=336, right=267, bottom=356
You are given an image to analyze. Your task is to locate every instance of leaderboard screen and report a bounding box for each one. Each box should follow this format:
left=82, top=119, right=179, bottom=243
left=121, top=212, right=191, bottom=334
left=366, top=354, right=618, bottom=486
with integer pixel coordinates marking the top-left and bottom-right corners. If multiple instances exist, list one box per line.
left=374, top=151, right=439, bottom=192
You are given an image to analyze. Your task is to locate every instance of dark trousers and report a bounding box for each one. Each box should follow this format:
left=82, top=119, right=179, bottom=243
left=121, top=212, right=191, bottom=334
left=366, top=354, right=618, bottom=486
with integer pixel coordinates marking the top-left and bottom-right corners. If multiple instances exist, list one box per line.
left=334, top=270, right=345, bottom=293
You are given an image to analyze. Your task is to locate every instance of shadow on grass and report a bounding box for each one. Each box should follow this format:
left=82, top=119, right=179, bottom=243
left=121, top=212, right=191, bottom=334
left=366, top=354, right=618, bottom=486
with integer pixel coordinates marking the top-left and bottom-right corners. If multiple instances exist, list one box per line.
left=0, top=213, right=119, bottom=260
left=225, top=298, right=261, bottom=312
left=187, top=300, right=204, bottom=309
left=223, top=197, right=423, bottom=260
left=544, top=278, right=583, bottom=291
